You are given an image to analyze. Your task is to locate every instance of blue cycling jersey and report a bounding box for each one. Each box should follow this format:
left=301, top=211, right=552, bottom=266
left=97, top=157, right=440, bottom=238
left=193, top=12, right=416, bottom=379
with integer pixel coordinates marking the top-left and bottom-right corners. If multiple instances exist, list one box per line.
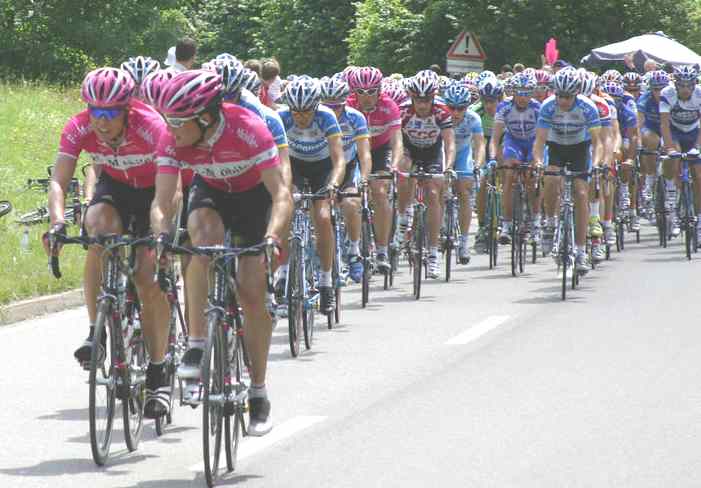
left=279, top=104, right=342, bottom=161
left=330, top=105, right=369, bottom=163
left=537, top=95, right=601, bottom=145
left=616, top=98, right=638, bottom=135
left=637, top=90, right=660, bottom=133
left=494, top=99, right=540, bottom=140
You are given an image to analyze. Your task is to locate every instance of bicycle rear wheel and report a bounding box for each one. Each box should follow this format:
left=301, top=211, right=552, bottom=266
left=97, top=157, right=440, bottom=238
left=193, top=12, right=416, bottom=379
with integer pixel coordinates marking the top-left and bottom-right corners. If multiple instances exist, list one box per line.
left=16, top=207, right=49, bottom=226
left=202, top=313, right=225, bottom=487
left=89, top=303, right=116, bottom=466
left=412, top=208, right=424, bottom=300
left=287, top=240, right=304, bottom=355
left=122, top=327, right=146, bottom=452
left=561, top=223, right=569, bottom=301
left=303, top=243, right=316, bottom=348
left=225, top=318, right=247, bottom=473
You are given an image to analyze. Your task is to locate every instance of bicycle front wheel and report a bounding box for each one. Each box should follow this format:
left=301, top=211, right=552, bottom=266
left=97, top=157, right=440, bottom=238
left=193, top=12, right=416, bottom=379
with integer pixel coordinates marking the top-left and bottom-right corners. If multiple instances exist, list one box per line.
left=361, top=217, right=372, bottom=308
left=413, top=208, right=424, bottom=300
left=89, top=303, right=116, bottom=466
left=122, top=327, right=146, bottom=452
left=287, top=240, right=304, bottom=356
left=225, top=316, right=247, bottom=473
left=0, top=200, right=12, bottom=219
left=202, top=313, right=225, bottom=487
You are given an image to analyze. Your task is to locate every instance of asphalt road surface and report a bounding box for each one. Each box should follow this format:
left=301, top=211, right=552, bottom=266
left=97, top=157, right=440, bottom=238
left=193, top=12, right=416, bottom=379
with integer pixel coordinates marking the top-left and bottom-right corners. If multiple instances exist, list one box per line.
left=2, top=225, right=700, bottom=487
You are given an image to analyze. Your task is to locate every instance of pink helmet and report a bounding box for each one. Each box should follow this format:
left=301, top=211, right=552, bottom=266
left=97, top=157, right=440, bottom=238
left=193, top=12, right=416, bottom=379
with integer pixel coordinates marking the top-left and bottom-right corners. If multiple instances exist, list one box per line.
left=341, top=66, right=359, bottom=83
left=534, top=69, right=552, bottom=86
left=156, top=70, right=223, bottom=118
left=383, top=83, right=408, bottom=106
left=350, top=67, right=383, bottom=91
left=140, top=70, right=176, bottom=106
left=81, top=67, right=134, bottom=107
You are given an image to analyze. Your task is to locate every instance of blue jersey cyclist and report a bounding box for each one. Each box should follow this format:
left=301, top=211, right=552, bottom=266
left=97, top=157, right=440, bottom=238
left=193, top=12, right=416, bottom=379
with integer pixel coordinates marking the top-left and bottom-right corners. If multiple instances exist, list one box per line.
left=443, top=82, right=485, bottom=264
left=659, top=65, right=701, bottom=240
left=277, top=78, right=346, bottom=313
left=490, top=73, right=541, bottom=245
left=533, top=68, right=604, bottom=273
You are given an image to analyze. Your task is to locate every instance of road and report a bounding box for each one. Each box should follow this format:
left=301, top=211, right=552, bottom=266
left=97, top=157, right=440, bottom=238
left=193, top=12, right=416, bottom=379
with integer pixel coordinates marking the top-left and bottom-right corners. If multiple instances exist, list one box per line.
left=2, top=225, right=701, bottom=487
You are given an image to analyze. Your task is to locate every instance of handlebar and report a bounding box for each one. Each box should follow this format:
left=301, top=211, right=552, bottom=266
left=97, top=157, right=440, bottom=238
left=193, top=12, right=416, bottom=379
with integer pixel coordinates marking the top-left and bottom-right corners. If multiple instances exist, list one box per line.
left=660, top=151, right=701, bottom=161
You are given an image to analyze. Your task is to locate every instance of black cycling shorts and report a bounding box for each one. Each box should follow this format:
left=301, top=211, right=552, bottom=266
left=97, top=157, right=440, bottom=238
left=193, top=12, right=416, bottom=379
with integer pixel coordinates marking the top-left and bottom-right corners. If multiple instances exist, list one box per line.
left=88, top=172, right=154, bottom=236
left=291, top=157, right=333, bottom=193
left=371, top=143, right=392, bottom=173
left=404, top=138, right=443, bottom=174
left=187, top=175, right=271, bottom=247
left=340, top=157, right=359, bottom=191
left=547, top=141, right=591, bottom=179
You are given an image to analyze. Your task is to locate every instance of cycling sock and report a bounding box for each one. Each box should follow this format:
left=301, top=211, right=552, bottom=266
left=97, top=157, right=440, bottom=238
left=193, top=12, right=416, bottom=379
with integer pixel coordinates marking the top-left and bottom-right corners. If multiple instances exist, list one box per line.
left=319, top=270, right=332, bottom=287
left=377, top=245, right=388, bottom=255
left=249, top=384, right=267, bottom=399
left=532, top=213, right=541, bottom=226
left=188, top=338, right=205, bottom=350
left=349, top=240, right=360, bottom=256
left=429, top=246, right=438, bottom=258
left=276, top=264, right=288, bottom=280
left=590, top=202, right=600, bottom=218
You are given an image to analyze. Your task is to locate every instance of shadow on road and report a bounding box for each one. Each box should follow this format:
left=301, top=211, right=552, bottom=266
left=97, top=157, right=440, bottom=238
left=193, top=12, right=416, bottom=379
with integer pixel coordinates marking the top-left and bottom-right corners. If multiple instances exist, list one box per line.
left=0, top=452, right=156, bottom=477
left=37, top=408, right=89, bottom=421
left=114, top=472, right=263, bottom=488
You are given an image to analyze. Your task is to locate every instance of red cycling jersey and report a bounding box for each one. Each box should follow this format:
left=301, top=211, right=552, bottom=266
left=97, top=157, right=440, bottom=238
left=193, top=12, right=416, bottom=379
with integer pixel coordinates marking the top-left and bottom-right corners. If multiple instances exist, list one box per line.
left=347, top=93, right=401, bottom=150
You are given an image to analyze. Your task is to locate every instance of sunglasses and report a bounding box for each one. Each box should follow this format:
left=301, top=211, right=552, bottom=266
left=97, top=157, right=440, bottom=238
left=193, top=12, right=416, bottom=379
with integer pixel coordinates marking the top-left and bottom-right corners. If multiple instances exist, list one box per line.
left=324, top=101, right=345, bottom=109
left=355, top=88, right=379, bottom=96
left=448, top=106, right=468, bottom=111
left=556, top=93, right=575, bottom=99
left=88, top=106, right=125, bottom=120
left=535, top=85, right=549, bottom=91
left=164, top=114, right=198, bottom=128
left=515, top=90, right=533, bottom=97
left=412, top=95, right=434, bottom=103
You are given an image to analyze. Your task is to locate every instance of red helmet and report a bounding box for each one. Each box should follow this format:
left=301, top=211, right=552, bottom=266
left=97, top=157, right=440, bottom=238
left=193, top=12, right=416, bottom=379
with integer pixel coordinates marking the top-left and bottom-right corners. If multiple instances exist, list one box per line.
left=81, top=67, right=134, bottom=108
left=349, top=67, right=383, bottom=91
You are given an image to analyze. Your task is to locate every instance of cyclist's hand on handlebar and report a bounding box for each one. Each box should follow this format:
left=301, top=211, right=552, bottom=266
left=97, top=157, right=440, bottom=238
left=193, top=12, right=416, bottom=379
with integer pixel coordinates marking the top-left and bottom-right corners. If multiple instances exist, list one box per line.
left=42, top=223, right=66, bottom=257
left=443, top=168, right=456, bottom=179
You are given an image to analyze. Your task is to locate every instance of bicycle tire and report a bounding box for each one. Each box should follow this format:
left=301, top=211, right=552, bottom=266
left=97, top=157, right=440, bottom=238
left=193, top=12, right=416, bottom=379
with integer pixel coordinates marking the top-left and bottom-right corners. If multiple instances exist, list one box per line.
left=520, top=236, right=527, bottom=274
left=16, top=207, right=49, bottom=226
left=511, top=187, right=522, bottom=277
left=122, top=328, right=145, bottom=452
left=156, top=307, right=179, bottom=436
left=561, top=219, right=569, bottom=301
left=0, top=200, right=11, bottom=219
left=361, top=217, right=371, bottom=308
left=89, top=303, right=116, bottom=466
left=202, top=312, right=225, bottom=487
left=303, top=244, right=316, bottom=349
left=488, top=191, right=499, bottom=269
left=287, top=240, right=303, bottom=356
left=413, top=208, right=423, bottom=300
left=225, top=325, right=247, bottom=472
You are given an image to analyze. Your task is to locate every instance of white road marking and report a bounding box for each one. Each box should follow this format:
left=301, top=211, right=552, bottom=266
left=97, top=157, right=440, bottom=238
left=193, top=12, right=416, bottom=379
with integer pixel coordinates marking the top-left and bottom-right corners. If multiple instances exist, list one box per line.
left=444, top=315, right=511, bottom=345
left=188, top=415, right=326, bottom=471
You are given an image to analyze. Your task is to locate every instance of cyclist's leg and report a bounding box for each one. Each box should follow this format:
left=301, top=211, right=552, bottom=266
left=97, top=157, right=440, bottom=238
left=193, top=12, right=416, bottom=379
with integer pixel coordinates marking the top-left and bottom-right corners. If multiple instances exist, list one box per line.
left=640, top=128, right=660, bottom=204
left=340, top=160, right=363, bottom=282
left=307, top=159, right=335, bottom=310
left=571, top=143, right=591, bottom=249
left=369, top=145, right=392, bottom=249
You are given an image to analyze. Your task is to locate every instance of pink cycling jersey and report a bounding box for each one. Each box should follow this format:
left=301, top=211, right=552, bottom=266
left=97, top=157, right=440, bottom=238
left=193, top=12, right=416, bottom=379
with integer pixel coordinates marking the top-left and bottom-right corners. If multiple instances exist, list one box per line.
left=58, top=99, right=165, bottom=188
left=347, top=93, right=401, bottom=150
left=156, top=103, right=279, bottom=193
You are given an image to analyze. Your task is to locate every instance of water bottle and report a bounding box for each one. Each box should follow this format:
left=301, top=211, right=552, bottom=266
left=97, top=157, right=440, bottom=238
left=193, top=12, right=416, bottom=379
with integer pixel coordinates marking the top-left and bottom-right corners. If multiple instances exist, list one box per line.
left=20, top=227, right=29, bottom=252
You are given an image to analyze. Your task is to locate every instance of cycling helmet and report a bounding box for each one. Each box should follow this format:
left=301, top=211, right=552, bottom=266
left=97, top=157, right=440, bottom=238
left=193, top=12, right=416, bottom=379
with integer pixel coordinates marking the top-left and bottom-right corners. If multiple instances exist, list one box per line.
left=284, top=78, right=322, bottom=112
left=467, top=83, right=480, bottom=104
left=601, top=81, right=624, bottom=98
left=120, top=56, right=161, bottom=86
left=478, top=78, right=504, bottom=98
left=551, top=68, right=580, bottom=95
left=511, top=73, right=536, bottom=93
left=674, top=65, right=698, bottom=83
left=349, top=67, right=383, bottom=91
left=81, top=67, right=135, bottom=108
left=140, top=69, right=176, bottom=106
left=405, top=71, right=439, bottom=97
left=579, top=71, right=597, bottom=97
left=534, top=69, right=552, bottom=86
left=213, top=58, right=246, bottom=98
left=522, top=67, right=537, bottom=78
left=477, top=70, right=496, bottom=84
left=215, top=53, right=237, bottom=63
left=600, top=69, right=623, bottom=85
left=156, top=69, right=223, bottom=117
left=320, top=76, right=350, bottom=102
left=648, top=70, right=670, bottom=88
left=383, top=83, right=408, bottom=106
left=443, top=83, right=472, bottom=107
left=438, top=75, right=452, bottom=95
left=241, top=69, right=262, bottom=96
left=622, top=71, right=642, bottom=88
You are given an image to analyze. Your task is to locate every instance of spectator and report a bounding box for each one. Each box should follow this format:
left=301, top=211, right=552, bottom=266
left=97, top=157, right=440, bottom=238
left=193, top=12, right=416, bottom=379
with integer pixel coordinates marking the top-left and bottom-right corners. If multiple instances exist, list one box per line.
left=662, top=62, right=674, bottom=74
left=643, top=59, right=659, bottom=72
left=552, top=59, right=570, bottom=73
left=169, top=37, right=197, bottom=72
left=500, top=64, right=513, bottom=74
left=244, top=59, right=262, bottom=76
left=513, top=63, right=525, bottom=73
left=430, top=64, right=442, bottom=76
left=260, top=58, right=283, bottom=108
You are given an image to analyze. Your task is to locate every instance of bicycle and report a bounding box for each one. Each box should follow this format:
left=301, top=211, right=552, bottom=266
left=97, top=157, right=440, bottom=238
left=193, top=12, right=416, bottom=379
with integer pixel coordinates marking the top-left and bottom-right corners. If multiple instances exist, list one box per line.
left=501, top=163, right=534, bottom=277
left=365, top=172, right=396, bottom=290
left=398, top=169, right=444, bottom=300
left=160, top=234, right=275, bottom=486
left=0, top=200, right=12, bottom=219
left=545, top=167, right=589, bottom=301
left=16, top=166, right=83, bottom=226
left=441, top=171, right=460, bottom=282
left=661, top=152, right=699, bottom=260
left=329, top=193, right=347, bottom=327
left=588, top=166, right=605, bottom=269
left=483, top=164, right=501, bottom=269
left=49, top=231, right=150, bottom=466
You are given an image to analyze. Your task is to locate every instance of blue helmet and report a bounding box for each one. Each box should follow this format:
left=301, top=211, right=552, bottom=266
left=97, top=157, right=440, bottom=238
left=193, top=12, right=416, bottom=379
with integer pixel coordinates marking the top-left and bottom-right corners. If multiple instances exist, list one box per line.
left=284, top=78, right=322, bottom=111
left=674, top=65, right=698, bottom=83
left=601, top=81, right=624, bottom=98
left=551, top=68, right=580, bottom=95
left=478, top=78, right=503, bottom=99
left=443, top=83, right=472, bottom=107
left=320, top=76, right=350, bottom=102
left=648, top=70, right=670, bottom=88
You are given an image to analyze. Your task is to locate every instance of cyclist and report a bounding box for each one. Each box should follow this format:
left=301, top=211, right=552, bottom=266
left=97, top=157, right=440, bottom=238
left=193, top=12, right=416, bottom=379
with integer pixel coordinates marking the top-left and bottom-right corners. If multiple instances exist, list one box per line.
left=637, top=70, right=670, bottom=220
left=120, top=56, right=161, bottom=98
left=46, top=67, right=171, bottom=419
left=347, top=67, right=403, bottom=272
left=398, top=70, right=456, bottom=279
left=533, top=70, right=552, bottom=103
left=320, top=76, right=372, bottom=283
left=534, top=68, right=604, bottom=272
left=659, top=65, right=701, bottom=240
left=151, top=69, right=292, bottom=436
left=278, top=77, right=346, bottom=313
left=490, top=73, right=541, bottom=245
left=443, top=83, right=485, bottom=263
left=472, top=77, right=504, bottom=253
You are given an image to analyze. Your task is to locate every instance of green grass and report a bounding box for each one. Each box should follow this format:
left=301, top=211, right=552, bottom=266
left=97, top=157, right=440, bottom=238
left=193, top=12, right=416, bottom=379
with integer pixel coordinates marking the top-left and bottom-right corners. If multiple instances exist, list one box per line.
left=0, top=82, right=90, bottom=305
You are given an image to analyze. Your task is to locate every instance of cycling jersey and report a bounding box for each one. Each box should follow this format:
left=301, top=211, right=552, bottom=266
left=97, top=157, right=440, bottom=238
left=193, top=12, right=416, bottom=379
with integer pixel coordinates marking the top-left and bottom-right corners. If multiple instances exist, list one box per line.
left=494, top=99, right=540, bottom=140
left=589, top=94, right=612, bottom=128
left=346, top=93, right=401, bottom=150
left=454, top=110, right=483, bottom=178
left=58, top=99, right=165, bottom=189
left=330, top=105, right=369, bottom=163
left=615, top=98, right=638, bottom=135
left=637, top=91, right=661, bottom=133
left=400, top=100, right=453, bottom=149
left=659, top=85, right=701, bottom=133
left=155, top=103, right=279, bottom=193
left=537, top=95, right=601, bottom=145
left=278, top=104, right=341, bottom=162
left=469, top=101, right=495, bottom=137
left=237, top=87, right=266, bottom=119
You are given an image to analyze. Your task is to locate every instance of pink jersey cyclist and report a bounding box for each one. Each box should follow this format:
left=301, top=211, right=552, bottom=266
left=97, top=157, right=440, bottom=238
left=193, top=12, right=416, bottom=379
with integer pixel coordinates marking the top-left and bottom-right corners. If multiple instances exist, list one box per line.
left=347, top=92, right=401, bottom=172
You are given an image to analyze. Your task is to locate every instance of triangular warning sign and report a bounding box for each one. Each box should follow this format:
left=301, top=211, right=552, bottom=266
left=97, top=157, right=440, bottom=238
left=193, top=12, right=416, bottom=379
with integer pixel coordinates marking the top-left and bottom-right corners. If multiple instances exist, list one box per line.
left=447, top=31, right=487, bottom=61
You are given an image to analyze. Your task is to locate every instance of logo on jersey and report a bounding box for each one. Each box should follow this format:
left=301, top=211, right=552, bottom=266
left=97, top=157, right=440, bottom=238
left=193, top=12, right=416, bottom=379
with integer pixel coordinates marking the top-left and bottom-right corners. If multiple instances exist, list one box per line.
left=237, top=128, right=259, bottom=149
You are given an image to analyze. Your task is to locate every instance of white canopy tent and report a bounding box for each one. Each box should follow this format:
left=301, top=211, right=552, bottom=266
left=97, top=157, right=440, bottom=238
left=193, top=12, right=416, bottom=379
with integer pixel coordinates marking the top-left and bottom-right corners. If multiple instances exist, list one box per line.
left=581, top=31, right=701, bottom=67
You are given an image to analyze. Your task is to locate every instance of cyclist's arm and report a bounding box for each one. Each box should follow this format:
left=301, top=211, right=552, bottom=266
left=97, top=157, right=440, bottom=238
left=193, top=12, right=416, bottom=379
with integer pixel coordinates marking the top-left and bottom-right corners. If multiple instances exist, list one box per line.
left=150, top=172, right=180, bottom=235
left=442, top=127, right=456, bottom=171
left=389, top=129, right=404, bottom=170
left=83, top=164, right=98, bottom=203
left=602, top=123, right=615, bottom=167
left=589, top=126, right=604, bottom=167
left=278, top=145, right=292, bottom=190
left=624, top=126, right=639, bottom=162
left=328, top=134, right=346, bottom=188
left=357, top=137, right=372, bottom=180
left=532, top=127, right=548, bottom=165
left=261, top=164, right=293, bottom=242
left=489, top=121, right=504, bottom=160
left=472, top=133, right=486, bottom=168
left=659, top=112, right=674, bottom=153
left=48, top=154, right=78, bottom=226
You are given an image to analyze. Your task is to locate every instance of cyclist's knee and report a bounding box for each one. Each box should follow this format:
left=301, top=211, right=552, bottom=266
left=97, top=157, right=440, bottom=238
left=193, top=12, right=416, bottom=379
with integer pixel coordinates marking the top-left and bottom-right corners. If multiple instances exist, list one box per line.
left=187, top=208, right=224, bottom=245
left=84, top=203, right=121, bottom=236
